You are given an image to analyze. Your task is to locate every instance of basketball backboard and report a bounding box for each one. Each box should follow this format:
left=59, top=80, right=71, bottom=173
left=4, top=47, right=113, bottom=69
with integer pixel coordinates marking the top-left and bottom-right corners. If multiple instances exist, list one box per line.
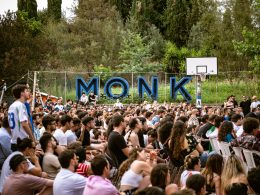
left=186, top=57, right=218, bottom=75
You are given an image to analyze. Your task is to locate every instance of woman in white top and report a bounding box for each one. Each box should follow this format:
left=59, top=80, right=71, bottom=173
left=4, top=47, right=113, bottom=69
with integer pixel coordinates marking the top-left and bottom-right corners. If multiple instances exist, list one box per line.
left=180, top=155, right=201, bottom=188
left=116, top=148, right=156, bottom=193
left=124, top=118, right=142, bottom=148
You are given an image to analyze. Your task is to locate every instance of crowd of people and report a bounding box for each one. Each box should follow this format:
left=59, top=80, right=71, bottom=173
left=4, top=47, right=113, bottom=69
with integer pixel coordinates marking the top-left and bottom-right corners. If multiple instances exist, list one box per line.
left=0, top=84, right=259, bottom=195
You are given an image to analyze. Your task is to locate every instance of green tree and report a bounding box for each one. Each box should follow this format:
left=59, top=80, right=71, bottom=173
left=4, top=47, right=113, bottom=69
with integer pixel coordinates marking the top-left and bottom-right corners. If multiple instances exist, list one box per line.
left=48, top=0, right=62, bottom=21
left=18, top=0, right=37, bottom=19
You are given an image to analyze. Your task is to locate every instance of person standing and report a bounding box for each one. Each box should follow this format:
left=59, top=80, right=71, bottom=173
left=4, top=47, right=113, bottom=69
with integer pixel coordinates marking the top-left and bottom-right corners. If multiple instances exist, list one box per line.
left=8, top=84, right=35, bottom=151
left=240, top=96, right=251, bottom=116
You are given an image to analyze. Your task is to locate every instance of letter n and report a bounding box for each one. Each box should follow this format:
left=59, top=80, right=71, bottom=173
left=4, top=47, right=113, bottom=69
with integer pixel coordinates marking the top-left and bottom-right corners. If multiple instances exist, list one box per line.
left=138, top=77, right=158, bottom=100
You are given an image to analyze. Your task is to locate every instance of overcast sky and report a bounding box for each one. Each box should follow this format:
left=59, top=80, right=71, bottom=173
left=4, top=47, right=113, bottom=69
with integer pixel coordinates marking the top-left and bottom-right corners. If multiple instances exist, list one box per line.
left=0, top=0, right=75, bottom=18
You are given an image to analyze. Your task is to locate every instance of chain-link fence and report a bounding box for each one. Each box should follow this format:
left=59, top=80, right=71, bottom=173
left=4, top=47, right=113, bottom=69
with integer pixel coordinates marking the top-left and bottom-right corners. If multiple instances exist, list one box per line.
left=27, top=71, right=260, bottom=105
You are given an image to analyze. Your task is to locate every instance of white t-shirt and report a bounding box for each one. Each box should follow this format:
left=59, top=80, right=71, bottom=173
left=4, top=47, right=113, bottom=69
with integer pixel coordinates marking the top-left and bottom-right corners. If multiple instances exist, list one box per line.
left=0, top=151, right=35, bottom=193
left=65, top=130, right=77, bottom=145
left=250, top=101, right=260, bottom=110
left=53, top=168, right=86, bottom=195
left=53, top=129, right=67, bottom=146
left=180, top=170, right=201, bottom=187
left=8, top=100, right=29, bottom=144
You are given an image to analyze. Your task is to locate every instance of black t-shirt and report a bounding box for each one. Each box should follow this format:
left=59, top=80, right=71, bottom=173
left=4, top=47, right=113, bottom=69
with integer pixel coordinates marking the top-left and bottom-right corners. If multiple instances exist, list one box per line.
left=108, top=131, right=128, bottom=166
left=89, top=95, right=96, bottom=103
left=137, top=131, right=145, bottom=148
left=240, top=100, right=251, bottom=115
left=82, top=130, right=90, bottom=146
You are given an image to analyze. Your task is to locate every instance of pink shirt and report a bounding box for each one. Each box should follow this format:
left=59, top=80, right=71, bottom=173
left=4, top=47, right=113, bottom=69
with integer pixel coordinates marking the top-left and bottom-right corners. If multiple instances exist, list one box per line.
left=83, top=175, right=119, bottom=195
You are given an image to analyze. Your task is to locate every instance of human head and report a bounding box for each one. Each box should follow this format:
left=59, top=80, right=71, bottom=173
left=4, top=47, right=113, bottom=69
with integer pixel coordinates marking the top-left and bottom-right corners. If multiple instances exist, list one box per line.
left=150, top=163, right=170, bottom=189
left=58, top=150, right=78, bottom=170
left=221, top=155, right=245, bottom=189
left=214, top=116, right=223, bottom=128
left=147, top=129, right=158, bottom=144
left=224, top=183, right=247, bottom=195
left=247, top=167, right=260, bottom=194
left=158, top=121, right=173, bottom=144
left=203, top=153, right=223, bottom=176
left=90, top=154, right=109, bottom=177
left=82, top=116, right=95, bottom=129
left=218, top=121, right=233, bottom=142
left=12, top=84, right=29, bottom=100
left=39, top=133, right=57, bottom=153
left=9, top=154, right=28, bottom=172
left=111, top=115, right=125, bottom=130
left=129, top=117, right=142, bottom=131
left=184, top=155, right=200, bottom=171
left=134, top=186, right=164, bottom=195
left=71, top=117, right=81, bottom=132
left=60, top=115, right=73, bottom=129
left=231, top=114, right=243, bottom=126
left=17, top=138, right=35, bottom=155
left=243, top=117, right=259, bottom=135
left=173, top=189, right=196, bottom=195
left=186, top=174, right=206, bottom=195
left=42, top=114, right=56, bottom=132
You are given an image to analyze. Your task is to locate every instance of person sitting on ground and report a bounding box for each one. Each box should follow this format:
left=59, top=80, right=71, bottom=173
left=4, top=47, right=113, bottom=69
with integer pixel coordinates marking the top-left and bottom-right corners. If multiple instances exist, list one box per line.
left=180, top=155, right=201, bottom=188
left=247, top=167, right=260, bottom=195
left=88, top=92, right=97, bottom=106
left=40, top=133, right=60, bottom=180
left=2, top=154, right=53, bottom=195
left=79, top=92, right=88, bottom=106
left=124, top=117, right=142, bottom=148
left=83, top=155, right=118, bottom=195
left=0, top=138, right=45, bottom=193
left=53, top=150, right=86, bottom=195
left=186, top=174, right=206, bottom=195
left=118, top=148, right=155, bottom=194
left=201, top=153, right=223, bottom=195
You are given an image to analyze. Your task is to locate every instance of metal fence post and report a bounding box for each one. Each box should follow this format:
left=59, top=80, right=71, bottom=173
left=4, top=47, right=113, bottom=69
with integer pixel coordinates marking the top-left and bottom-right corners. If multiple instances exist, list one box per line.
left=32, top=71, right=37, bottom=111
left=132, top=72, right=134, bottom=102
left=64, top=71, right=67, bottom=102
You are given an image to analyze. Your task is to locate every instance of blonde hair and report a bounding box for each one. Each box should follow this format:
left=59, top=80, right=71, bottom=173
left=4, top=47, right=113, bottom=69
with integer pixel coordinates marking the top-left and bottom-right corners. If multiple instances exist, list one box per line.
left=221, top=155, right=246, bottom=192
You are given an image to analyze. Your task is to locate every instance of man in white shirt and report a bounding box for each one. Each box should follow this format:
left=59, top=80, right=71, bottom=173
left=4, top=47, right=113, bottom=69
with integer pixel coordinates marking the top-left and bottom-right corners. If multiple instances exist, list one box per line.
left=65, top=117, right=81, bottom=145
left=54, top=98, right=64, bottom=112
left=8, top=84, right=35, bottom=151
left=53, top=115, right=72, bottom=146
left=79, top=92, right=88, bottom=105
left=250, top=95, right=260, bottom=112
left=54, top=150, right=86, bottom=195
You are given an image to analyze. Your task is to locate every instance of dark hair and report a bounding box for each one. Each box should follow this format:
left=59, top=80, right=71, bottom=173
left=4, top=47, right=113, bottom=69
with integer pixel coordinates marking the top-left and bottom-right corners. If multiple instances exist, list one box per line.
left=39, top=133, right=53, bottom=153
left=60, top=115, right=72, bottom=126
left=111, top=115, right=124, bottom=127
left=58, top=150, right=75, bottom=168
left=201, top=114, right=209, bottom=123
left=170, top=121, right=186, bottom=159
left=218, top=121, right=233, bottom=142
left=224, top=183, right=247, bottom=195
left=134, top=186, right=164, bottom=195
left=72, top=117, right=81, bottom=125
left=17, top=138, right=33, bottom=151
left=186, top=174, right=206, bottom=195
left=178, top=116, right=188, bottom=123
left=2, top=116, right=9, bottom=128
left=138, top=117, right=146, bottom=125
left=214, top=116, right=223, bottom=128
left=75, top=147, right=86, bottom=163
left=9, top=154, right=27, bottom=171
left=145, top=111, right=153, bottom=119
left=150, top=164, right=169, bottom=190
left=202, top=153, right=223, bottom=186
left=208, top=115, right=217, bottom=122
left=78, top=111, right=88, bottom=119
left=247, top=167, right=260, bottom=193
left=243, top=117, right=259, bottom=134
left=91, top=155, right=108, bottom=176
left=42, top=115, right=56, bottom=129
left=158, top=121, right=173, bottom=144
left=129, top=118, right=139, bottom=129
left=172, top=189, right=195, bottom=195
left=231, top=114, right=242, bottom=123
left=147, top=129, right=157, bottom=139
left=82, top=116, right=94, bottom=126
left=184, top=155, right=200, bottom=170
left=12, top=84, right=28, bottom=99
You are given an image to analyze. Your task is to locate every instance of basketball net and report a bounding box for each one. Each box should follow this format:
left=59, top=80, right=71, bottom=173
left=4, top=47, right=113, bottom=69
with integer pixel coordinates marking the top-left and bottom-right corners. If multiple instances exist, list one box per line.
left=199, top=73, right=206, bottom=82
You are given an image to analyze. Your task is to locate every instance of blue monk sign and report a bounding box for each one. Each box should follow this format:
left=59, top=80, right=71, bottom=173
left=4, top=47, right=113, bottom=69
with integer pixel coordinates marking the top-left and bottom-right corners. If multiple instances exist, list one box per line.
left=76, top=76, right=192, bottom=101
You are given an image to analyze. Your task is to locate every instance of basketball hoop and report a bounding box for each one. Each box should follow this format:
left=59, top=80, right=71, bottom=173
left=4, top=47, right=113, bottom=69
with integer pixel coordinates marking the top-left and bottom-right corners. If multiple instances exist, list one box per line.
left=199, top=73, right=207, bottom=82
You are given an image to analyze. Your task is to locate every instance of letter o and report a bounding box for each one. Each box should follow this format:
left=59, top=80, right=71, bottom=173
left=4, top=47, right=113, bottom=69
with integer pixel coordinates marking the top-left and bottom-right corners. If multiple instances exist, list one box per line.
left=104, top=77, right=129, bottom=99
